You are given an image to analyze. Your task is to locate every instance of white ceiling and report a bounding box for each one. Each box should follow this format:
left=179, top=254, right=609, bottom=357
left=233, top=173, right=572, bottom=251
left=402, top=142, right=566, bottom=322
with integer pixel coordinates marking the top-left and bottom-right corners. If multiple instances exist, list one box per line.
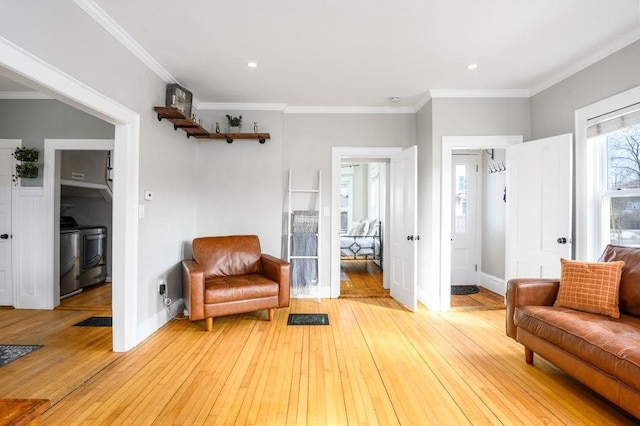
left=3, top=0, right=640, bottom=109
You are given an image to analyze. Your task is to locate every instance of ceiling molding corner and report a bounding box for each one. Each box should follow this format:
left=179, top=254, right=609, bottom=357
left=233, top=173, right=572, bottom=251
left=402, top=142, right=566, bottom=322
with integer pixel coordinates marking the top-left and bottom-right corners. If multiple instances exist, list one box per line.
left=529, top=27, right=640, bottom=97
left=414, top=93, right=433, bottom=112
left=73, top=0, right=177, bottom=84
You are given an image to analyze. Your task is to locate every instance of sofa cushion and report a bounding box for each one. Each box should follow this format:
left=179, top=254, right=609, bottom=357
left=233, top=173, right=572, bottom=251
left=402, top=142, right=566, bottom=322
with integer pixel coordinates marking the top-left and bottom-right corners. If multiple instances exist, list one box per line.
left=193, top=235, right=262, bottom=278
left=599, top=244, right=640, bottom=316
left=204, top=274, right=279, bottom=304
left=515, top=305, right=640, bottom=392
left=554, top=258, right=624, bottom=318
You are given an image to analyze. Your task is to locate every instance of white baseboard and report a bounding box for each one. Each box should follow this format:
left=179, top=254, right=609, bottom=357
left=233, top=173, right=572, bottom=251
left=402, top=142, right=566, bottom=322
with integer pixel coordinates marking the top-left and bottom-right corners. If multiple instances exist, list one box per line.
left=137, top=297, right=185, bottom=344
left=291, top=285, right=332, bottom=299
left=478, top=273, right=506, bottom=299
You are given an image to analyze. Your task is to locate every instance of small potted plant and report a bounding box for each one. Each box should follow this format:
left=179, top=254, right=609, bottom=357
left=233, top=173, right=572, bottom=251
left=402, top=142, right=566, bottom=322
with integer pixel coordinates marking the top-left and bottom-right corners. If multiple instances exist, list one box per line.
left=226, top=114, right=243, bottom=133
left=13, top=162, right=38, bottom=180
left=13, top=147, right=39, bottom=162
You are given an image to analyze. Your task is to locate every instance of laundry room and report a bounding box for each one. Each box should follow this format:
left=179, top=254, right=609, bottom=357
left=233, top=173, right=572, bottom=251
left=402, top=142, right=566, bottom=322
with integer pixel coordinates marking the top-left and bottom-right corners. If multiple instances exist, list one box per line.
left=59, top=149, right=113, bottom=297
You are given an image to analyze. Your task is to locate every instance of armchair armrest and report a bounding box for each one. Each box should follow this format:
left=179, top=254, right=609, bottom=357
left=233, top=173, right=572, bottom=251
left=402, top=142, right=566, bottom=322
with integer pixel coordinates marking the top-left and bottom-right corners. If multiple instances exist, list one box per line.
left=182, top=259, right=205, bottom=320
left=505, top=278, right=560, bottom=339
left=261, top=254, right=290, bottom=308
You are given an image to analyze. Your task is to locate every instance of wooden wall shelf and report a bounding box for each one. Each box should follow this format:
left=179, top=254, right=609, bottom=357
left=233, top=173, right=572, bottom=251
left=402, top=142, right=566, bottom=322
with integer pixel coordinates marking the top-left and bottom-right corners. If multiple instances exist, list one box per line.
left=154, top=106, right=270, bottom=143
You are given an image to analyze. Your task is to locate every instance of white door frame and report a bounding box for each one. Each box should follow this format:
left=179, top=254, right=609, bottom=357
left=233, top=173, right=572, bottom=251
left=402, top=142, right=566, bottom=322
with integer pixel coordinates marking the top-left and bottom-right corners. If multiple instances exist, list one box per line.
left=0, top=139, right=21, bottom=307
left=45, top=139, right=114, bottom=305
left=331, top=147, right=401, bottom=298
left=440, top=136, right=522, bottom=310
left=0, top=35, right=139, bottom=352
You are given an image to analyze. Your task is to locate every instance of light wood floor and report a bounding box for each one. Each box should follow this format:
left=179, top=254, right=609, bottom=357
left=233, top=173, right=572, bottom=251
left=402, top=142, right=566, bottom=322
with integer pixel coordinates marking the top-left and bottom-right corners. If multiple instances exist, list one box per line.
left=341, top=259, right=505, bottom=310
left=0, top=298, right=637, bottom=424
left=340, top=259, right=389, bottom=298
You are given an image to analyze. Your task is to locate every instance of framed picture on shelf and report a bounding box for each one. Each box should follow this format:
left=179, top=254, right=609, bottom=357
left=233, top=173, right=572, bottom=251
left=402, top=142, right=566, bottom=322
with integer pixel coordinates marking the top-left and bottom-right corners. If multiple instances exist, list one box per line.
left=165, top=83, right=193, bottom=117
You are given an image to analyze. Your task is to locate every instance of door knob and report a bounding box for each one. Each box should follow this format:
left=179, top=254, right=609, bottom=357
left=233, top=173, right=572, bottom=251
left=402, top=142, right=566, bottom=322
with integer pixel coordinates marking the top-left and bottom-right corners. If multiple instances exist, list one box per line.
left=557, top=237, right=567, bottom=244
left=407, top=235, right=414, bottom=241
left=0, top=234, right=9, bottom=240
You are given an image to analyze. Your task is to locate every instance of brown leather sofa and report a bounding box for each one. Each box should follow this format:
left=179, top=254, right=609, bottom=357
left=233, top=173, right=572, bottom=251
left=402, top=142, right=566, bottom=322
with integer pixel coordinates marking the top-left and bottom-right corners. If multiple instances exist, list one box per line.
left=506, top=244, right=640, bottom=419
left=182, top=235, right=290, bottom=331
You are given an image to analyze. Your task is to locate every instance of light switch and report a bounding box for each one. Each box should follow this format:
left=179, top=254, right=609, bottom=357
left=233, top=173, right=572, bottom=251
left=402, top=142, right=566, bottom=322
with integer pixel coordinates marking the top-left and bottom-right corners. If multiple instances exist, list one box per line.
left=144, top=191, right=153, bottom=201
left=138, top=204, right=145, bottom=219
left=324, top=206, right=330, bottom=216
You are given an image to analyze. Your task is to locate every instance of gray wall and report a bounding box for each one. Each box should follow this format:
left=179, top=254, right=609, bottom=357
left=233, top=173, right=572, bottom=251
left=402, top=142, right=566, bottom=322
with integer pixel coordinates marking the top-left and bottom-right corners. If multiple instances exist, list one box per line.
left=0, top=1, right=198, bottom=328
left=285, top=113, right=416, bottom=293
left=0, top=99, right=115, bottom=186
left=531, top=40, right=640, bottom=139
left=192, top=110, right=284, bottom=257
left=481, top=148, right=506, bottom=279
left=416, top=98, right=530, bottom=305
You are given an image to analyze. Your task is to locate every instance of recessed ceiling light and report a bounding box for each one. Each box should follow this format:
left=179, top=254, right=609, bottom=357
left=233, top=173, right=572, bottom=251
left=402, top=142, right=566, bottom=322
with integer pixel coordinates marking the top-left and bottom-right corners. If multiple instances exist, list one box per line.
left=467, top=63, right=478, bottom=70
left=247, top=62, right=258, bottom=68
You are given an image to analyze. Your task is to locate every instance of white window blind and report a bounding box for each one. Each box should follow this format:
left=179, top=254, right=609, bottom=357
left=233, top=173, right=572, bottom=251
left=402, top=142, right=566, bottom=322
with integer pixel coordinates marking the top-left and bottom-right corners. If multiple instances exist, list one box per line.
left=587, top=102, right=640, bottom=138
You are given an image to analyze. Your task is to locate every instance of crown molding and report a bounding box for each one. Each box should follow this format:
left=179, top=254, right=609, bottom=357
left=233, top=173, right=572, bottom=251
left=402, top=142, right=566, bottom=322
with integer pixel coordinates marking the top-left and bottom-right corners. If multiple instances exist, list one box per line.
left=74, top=0, right=177, bottom=84
left=414, top=93, right=433, bottom=112
left=284, top=106, right=416, bottom=114
left=195, top=102, right=287, bottom=111
left=529, top=27, right=640, bottom=97
left=428, top=89, right=531, bottom=99
left=0, top=91, right=52, bottom=99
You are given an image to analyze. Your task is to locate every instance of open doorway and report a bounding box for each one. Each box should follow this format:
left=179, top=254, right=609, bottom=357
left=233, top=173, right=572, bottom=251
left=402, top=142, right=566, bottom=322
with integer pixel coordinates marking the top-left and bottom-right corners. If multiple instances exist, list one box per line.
left=440, top=136, right=522, bottom=311
left=339, top=161, right=388, bottom=298
left=450, top=149, right=507, bottom=310
left=0, top=37, right=140, bottom=351
left=52, top=143, right=114, bottom=313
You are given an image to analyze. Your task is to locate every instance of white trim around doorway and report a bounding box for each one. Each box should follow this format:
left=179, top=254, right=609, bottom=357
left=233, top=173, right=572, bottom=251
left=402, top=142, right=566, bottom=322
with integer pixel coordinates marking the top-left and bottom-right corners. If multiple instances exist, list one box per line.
left=331, top=147, right=401, bottom=298
left=0, top=35, right=139, bottom=352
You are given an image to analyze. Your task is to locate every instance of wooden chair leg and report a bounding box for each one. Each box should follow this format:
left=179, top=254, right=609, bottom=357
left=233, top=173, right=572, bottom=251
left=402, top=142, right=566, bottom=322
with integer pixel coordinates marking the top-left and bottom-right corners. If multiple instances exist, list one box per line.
left=268, top=308, right=275, bottom=321
left=205, top=317, right=213, bottom=332
left=525, top=347, right=534, bottom=364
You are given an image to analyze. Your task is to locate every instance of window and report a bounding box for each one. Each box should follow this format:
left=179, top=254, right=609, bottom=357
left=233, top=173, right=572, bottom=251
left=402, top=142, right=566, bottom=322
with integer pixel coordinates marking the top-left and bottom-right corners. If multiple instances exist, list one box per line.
left=590, top=107, right=640, bottom=249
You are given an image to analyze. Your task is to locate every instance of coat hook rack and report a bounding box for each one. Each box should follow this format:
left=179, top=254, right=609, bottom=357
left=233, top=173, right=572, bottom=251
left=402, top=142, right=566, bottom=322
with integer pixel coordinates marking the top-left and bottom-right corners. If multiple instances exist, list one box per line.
left=488, top=161, right=506, bottom=174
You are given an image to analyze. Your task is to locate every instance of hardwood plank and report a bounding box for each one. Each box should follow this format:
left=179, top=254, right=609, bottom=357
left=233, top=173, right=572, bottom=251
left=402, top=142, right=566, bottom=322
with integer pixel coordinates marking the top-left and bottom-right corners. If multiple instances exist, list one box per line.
left=0, top=298, right=637, bottom=425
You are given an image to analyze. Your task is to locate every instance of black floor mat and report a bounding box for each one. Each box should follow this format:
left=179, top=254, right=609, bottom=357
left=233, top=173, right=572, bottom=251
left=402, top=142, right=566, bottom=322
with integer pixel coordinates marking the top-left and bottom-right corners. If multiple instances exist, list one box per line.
left=287, top=313, right=329, bottom=326
left=74, top=316, right=112, bottom=327
left=451, top=285, right=480, bottom=295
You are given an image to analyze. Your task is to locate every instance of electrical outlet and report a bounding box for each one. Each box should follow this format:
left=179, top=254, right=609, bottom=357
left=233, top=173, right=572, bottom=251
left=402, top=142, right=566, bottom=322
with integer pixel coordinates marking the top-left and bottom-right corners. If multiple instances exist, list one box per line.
left=158, top=278, right=167, bottom=296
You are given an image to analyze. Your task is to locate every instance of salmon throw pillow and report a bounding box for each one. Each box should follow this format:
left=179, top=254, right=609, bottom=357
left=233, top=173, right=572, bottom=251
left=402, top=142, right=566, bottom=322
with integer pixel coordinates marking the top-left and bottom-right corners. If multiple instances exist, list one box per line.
left=555, top=258, right=625, bottom=318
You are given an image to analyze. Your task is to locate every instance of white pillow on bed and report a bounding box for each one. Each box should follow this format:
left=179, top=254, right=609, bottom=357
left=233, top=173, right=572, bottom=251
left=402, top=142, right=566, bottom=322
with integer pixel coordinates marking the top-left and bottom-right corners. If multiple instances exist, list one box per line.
left=366, top=219, right=379, bottom=236
left=347, top=220, right=369, bottom=236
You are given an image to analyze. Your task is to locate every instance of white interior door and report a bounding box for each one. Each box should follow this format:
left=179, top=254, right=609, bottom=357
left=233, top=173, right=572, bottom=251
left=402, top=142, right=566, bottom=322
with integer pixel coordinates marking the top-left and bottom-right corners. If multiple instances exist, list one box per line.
left=390, top=146, right=417, bottom=311
left=0, top=146, right=14, bottom=306
left=506, top=134, right=573, bottom=280
left=451, top=153, right=479, bottom=285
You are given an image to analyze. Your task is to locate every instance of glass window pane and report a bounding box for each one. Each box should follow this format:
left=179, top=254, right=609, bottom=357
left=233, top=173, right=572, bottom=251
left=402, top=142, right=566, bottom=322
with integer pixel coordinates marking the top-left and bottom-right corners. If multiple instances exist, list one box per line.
left=609, top=196, right=640, bottom=247
left=607, top=125, right=640, bottom=190
left=454, top=164, right=467, bottom=233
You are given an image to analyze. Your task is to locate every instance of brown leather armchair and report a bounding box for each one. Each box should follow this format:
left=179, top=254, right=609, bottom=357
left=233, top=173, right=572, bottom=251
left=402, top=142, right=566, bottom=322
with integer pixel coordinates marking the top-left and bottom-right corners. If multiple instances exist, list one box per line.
left=182, top=235, right=290, bottom=331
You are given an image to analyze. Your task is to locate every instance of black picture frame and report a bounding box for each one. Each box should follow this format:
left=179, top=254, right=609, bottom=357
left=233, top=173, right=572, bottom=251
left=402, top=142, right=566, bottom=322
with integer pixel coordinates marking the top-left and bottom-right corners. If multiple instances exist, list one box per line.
left=165, top=83, right=193, bottom=118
